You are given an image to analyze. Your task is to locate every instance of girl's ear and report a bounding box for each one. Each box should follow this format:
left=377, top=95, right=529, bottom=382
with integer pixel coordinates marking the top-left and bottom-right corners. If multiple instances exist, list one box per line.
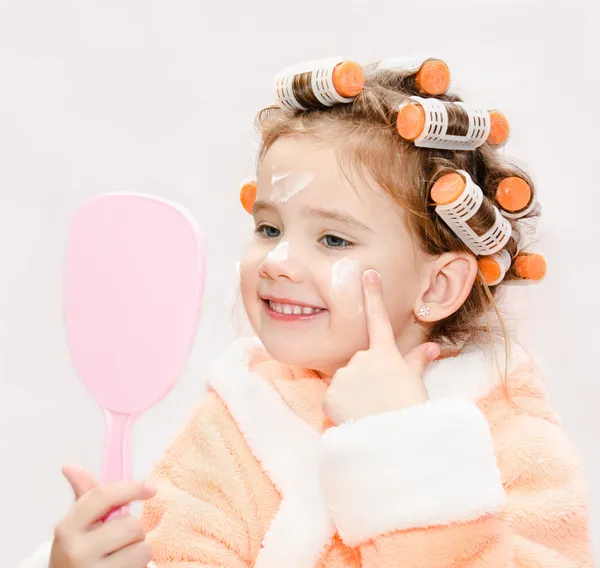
left=415, top=252, right=478, bottom=321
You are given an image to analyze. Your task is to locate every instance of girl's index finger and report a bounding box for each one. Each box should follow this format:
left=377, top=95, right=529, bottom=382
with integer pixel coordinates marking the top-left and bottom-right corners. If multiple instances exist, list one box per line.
left=362, top=269, right=396, bottom=348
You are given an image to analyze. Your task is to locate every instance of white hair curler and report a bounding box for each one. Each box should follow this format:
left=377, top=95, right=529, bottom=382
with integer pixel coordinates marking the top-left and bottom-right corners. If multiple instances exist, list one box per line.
left=275, top=57, right=365, bottom=111
left=431, top=170, right=512, bottom=256
left=397, top=96, right=510, bottom=150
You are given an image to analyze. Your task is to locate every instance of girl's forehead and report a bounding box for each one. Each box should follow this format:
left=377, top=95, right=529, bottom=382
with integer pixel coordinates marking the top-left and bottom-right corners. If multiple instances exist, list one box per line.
left=258, top=137, right=391, bottom=211
left=260, top=136, right=340, bottom=179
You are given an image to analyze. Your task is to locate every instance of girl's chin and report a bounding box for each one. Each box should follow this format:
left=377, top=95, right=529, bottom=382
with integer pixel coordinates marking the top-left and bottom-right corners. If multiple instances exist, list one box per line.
left=257, top=335, right=345, bottom=376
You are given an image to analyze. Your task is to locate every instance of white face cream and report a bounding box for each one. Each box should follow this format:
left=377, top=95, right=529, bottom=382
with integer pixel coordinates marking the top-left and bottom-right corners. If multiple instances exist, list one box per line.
left=329, top=257, right=363, bottom=313
left=270, top=170, right=314, bottom=204
left=265, top=241, right=290, bottom=263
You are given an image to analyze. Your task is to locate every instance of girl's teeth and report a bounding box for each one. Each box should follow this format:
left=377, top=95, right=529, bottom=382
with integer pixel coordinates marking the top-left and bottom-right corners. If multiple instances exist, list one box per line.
left=269, top=300, right=322, bottom=315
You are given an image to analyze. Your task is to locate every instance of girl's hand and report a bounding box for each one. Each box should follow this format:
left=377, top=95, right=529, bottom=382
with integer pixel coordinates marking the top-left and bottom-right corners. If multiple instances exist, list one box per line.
left=323, top=269, right=440, bottom=425
left=49, top=465, right=156, bottom=568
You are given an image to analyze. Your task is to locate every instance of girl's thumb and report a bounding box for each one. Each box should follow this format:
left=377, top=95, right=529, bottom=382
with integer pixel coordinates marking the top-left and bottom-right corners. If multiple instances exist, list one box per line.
left=405, top=342, right=441, bottom=377
left=62, top=465, right=98, bottom=500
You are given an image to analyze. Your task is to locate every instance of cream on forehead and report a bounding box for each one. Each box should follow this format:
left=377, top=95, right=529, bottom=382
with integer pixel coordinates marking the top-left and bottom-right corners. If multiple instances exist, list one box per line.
left=270, top=169, right=314, bottom=204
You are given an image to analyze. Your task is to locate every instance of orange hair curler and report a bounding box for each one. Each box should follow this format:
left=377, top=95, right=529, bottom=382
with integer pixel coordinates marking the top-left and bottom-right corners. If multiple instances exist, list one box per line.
left=397, top=96, right=509, bottom=150
left=478, top=250, right=511, bottom=286
left=430, top=170, right=512, bottom=256
left=487, top=111, right=510, bottom=145
left=511, top=252, right=547, bottom=282
left=496, top=176, right=536, bottom=219
left=275, top=57, right=365, bottom=111
left=375, top=56, right=451, bottom=96
left=240, top=180, right=257, bottom=214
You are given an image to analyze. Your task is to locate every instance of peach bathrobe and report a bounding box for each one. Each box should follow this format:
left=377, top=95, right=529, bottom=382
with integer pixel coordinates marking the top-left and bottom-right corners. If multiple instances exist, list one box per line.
left=19, top=337, right=594, bottom=568
left=139, top=338, right=593, bottom=567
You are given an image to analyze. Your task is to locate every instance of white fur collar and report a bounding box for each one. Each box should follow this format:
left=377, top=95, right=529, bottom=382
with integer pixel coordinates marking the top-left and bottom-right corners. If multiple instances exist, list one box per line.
left=424, top=340, right=529, bottom=401
left=213, top=335, right=530, bottom=401
left=207, top=338, right=335, bottom=568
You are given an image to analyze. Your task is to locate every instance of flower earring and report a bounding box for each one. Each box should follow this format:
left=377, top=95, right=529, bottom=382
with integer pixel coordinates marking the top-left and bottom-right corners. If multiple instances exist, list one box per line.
left=418, top=305, right=431, bottom=318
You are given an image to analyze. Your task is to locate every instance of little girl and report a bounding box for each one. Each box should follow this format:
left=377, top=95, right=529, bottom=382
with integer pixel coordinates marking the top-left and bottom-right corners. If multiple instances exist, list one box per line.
left=22, top=57, right=594, bottom=567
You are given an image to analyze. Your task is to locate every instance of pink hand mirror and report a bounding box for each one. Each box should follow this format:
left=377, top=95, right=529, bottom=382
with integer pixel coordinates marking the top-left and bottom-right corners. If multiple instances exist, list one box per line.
left=64, top=193, right=205, bottom=517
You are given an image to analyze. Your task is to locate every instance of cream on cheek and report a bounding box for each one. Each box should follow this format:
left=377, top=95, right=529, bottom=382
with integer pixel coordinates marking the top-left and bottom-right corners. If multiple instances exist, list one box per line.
left=328, top=256, right=364, bottom=316
left=269, top=170, right=314, bottom=204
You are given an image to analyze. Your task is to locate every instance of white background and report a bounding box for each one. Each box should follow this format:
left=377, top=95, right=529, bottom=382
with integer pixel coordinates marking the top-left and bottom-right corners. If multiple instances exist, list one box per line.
left=1, top=0, right=599, bottom=565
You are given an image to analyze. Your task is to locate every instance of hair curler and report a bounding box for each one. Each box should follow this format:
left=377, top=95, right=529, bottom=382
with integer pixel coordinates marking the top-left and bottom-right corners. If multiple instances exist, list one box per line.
left=430, top=170, right=512, bottom=256
left=275, top=57, right=365, bottom=111
left=397, top=96, right=509, bottom=150
left=478, top=249, right=512, bottom=286
left=375, top=56, right=451, bottom=95
left=511, top=252, right=546, bottom=282
left=240, top=180, right=257, bottom=213
left=495, top=176, right=536, bottom=219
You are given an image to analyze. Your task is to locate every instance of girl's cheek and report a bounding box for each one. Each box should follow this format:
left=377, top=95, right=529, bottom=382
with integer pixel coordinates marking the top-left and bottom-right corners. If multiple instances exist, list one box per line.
left=241, top=240, right=268, bottom=272
left=328, top=257, right=364, bottom=317
left=239, top=254, right=258, bottom=288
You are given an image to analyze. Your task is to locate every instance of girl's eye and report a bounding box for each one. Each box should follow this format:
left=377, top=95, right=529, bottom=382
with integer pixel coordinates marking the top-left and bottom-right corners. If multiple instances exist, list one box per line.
left=255, top=224, right=281, bottom=238
left=321, top=234, right=353, bottom=249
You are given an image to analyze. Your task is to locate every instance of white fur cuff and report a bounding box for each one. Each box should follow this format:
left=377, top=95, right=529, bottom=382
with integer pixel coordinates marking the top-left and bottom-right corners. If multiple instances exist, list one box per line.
left=320, top=399, right=506, bottom=546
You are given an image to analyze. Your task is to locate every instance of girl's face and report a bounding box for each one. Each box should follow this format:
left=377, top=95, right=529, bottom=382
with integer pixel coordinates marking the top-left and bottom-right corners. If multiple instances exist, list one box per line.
left=240, top=136, right=429, bottom=376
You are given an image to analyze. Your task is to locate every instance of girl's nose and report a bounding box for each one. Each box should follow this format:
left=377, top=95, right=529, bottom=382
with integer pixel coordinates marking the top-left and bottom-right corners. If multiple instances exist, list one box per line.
left=259, top=241, right=305, bottom=283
